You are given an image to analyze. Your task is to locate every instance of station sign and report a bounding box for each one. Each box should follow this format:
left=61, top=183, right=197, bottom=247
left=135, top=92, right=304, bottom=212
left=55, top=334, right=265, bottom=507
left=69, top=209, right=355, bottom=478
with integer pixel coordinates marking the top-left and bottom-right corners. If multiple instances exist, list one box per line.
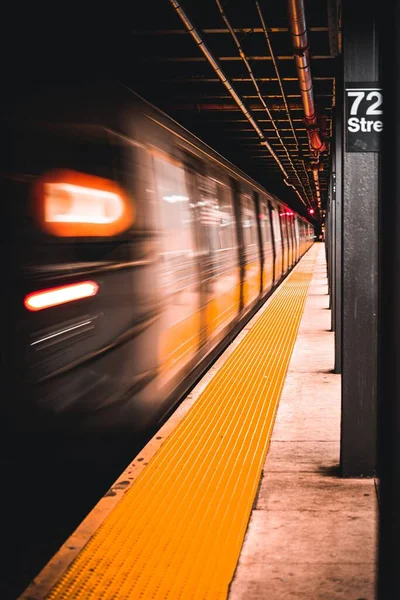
left=345, top=82, right=382, bottom=152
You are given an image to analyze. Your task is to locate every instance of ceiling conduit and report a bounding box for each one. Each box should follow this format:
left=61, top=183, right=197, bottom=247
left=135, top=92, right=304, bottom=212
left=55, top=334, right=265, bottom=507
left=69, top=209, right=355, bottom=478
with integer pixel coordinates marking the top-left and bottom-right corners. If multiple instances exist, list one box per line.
left=215, top=0, right=311, bottom=207
left=169, top=0, right=307, bottom=207
left=287, top=0, right=326, bottom=210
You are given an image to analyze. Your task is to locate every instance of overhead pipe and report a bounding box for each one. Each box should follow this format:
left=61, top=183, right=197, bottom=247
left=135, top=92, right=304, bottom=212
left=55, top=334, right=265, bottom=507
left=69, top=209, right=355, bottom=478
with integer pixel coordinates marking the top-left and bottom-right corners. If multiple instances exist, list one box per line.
left=287, top=0, right=326, bottom=155
left=169, top=0, right=306, bottom=204
left=287, top=0, right=326, bottom=210
left=170, top=102, right=312, bottom=111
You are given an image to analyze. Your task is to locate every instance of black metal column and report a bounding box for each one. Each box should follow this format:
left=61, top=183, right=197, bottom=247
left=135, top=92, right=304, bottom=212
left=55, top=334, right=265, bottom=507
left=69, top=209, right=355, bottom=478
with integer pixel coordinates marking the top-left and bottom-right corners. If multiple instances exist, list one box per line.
left=326, top=185, right=331, bottom=303
left=325, top=201, right=330, bottom=294
left=340, top=0, right=379, bottom=476
left=329, top=152, right=336, bottom=332
left=378, top=1, right=400, bottom=596
left=325, top=196, right=332, bottom=303
left=334, top=65, right=343, bottom=374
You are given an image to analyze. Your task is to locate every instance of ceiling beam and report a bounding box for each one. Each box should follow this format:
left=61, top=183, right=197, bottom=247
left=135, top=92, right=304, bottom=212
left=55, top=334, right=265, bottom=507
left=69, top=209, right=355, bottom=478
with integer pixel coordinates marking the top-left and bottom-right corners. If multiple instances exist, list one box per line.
left=172, top=93, right=334, bottom=99
left=158, top=78, right=334, bottom=87
left=170, top=103, right=332, bottom=111
left=144, top=55, right=335, bottom=62
left=195, top=118, right=332, bottom=123
left=133, top=27, right=329, bottom=35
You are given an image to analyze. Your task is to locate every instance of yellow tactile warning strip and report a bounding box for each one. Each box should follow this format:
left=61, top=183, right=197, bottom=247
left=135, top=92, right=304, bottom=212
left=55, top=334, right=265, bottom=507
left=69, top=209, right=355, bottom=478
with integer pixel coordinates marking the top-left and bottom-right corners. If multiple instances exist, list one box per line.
left=46, top=246, right=318, bottom=600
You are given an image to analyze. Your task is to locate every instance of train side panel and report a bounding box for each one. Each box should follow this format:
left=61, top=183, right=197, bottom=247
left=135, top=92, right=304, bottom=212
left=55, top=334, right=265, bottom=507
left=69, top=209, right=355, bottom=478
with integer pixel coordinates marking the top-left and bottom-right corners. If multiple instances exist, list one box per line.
left=2, top=82, right=314, bottom=436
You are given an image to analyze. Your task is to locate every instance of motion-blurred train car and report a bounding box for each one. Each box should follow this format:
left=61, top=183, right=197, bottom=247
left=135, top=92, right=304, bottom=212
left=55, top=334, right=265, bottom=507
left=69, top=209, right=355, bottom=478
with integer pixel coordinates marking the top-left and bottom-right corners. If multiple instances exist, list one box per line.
left=2, top=82, right=314, bottom=435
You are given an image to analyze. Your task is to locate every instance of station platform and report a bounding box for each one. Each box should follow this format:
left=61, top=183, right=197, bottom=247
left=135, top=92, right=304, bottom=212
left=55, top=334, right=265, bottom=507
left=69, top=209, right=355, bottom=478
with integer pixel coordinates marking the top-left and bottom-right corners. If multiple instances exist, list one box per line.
left=229, top=244, right=377, bottom=600
left=20, top=243, right=377, bottom=600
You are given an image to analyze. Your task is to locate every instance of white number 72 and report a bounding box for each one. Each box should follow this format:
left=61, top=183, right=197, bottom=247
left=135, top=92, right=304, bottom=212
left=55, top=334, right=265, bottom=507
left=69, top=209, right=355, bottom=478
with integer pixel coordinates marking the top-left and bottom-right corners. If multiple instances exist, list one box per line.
left=348, top=90, right=383, bottom=116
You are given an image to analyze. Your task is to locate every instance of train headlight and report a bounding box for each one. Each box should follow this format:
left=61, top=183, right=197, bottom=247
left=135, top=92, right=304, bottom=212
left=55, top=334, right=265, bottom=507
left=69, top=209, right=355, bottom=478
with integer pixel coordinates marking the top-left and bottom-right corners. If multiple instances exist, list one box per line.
left=34, top=169, right=134, bottom=237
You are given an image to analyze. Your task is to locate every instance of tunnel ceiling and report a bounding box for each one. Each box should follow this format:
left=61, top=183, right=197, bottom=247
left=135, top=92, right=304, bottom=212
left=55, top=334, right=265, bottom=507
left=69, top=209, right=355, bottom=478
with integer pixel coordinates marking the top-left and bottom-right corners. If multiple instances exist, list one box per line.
left=128, top=0, right=339, bottom=220
left=4, top=1, right=339, bottom=222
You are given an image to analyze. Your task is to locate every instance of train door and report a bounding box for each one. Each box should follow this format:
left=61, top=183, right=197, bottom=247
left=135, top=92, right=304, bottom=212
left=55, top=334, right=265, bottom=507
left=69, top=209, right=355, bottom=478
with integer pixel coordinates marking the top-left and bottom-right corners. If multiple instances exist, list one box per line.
left=294, top=217, right=300, bottom=262
left=305, top=223, right=308, bottom=250
left=152, top=149, right=202, bottom=385
left=253, top=191, right=264, bottom=295
left=301, top=222, right=304, bottom=255
left=259, top=195, right=274, bottom=293
left=280, top=208, right=289, bottom=274
left=301, top=219, right=304, bottom=258
left=270, top=203, right=282, bottom=282
left=239, top=188, right=261, bottom=308
left=286, top=213, right=293, bottom=267
left=194, top=169, right=240, bottom=344
left=286, top=214, right=293, bottom=267
left=289, top=213, right=296, bottom=265
left=288, top=211, right=296, bottom=266
left=300, top=221, right=306, bottom=255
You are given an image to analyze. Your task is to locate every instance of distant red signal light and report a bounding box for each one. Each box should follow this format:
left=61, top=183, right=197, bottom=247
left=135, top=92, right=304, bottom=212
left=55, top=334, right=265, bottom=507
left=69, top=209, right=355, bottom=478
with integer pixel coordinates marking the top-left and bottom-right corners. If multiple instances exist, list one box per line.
left=308, top=208, right=315, bottom=215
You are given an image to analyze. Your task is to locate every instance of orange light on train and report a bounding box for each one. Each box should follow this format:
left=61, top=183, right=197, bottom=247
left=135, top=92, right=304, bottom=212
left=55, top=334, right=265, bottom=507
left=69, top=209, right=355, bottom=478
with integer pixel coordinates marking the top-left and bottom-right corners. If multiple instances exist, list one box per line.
left=24, top=281, right=99, bottom=312
left=34, top=170, right=134, bottom=237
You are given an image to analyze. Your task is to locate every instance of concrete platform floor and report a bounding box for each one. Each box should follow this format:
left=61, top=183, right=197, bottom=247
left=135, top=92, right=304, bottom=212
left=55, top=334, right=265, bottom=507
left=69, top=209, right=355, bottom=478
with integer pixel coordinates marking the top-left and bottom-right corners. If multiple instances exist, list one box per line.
left=229, top=243, right=377, bottom=600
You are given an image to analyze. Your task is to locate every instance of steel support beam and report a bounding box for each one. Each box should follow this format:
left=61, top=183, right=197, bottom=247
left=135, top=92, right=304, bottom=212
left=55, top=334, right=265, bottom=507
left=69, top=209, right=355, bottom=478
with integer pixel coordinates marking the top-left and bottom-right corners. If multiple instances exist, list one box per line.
left=329, top=155, right=335, bottom=319
left=327, top=0, right=340, bottom=57
left=334, top=60, right=343, bottom=374
left=378, top=1, right=400, bottom=596
left=340, top=0, right=379, bottom=476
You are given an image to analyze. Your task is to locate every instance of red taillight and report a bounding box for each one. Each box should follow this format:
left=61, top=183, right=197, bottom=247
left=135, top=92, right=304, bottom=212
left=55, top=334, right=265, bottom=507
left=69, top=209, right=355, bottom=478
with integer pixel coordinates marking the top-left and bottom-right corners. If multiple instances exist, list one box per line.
left=24, top=281, right=99, bottom=312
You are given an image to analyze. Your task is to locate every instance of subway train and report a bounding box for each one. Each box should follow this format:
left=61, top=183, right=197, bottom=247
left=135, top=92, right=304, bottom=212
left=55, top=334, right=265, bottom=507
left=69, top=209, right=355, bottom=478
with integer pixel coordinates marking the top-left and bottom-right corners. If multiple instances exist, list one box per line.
left=2, top=82, right=314, bottom=436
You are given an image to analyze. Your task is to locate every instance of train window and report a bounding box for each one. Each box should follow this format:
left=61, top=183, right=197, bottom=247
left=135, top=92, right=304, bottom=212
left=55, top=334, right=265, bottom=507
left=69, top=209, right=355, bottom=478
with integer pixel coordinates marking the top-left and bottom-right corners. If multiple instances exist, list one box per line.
left=197, top=174, right=237, bottom=254
left=259, top=199, right=272, bottom=246
left=294, top=218, right=300, bottom=243
left=240, top=194, right=258, bottom=249
left=280, top=211, right=288, bottom=239
left=153, top=154, right=194, bottom=256
left=271, top=207, right=281, bottom=241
